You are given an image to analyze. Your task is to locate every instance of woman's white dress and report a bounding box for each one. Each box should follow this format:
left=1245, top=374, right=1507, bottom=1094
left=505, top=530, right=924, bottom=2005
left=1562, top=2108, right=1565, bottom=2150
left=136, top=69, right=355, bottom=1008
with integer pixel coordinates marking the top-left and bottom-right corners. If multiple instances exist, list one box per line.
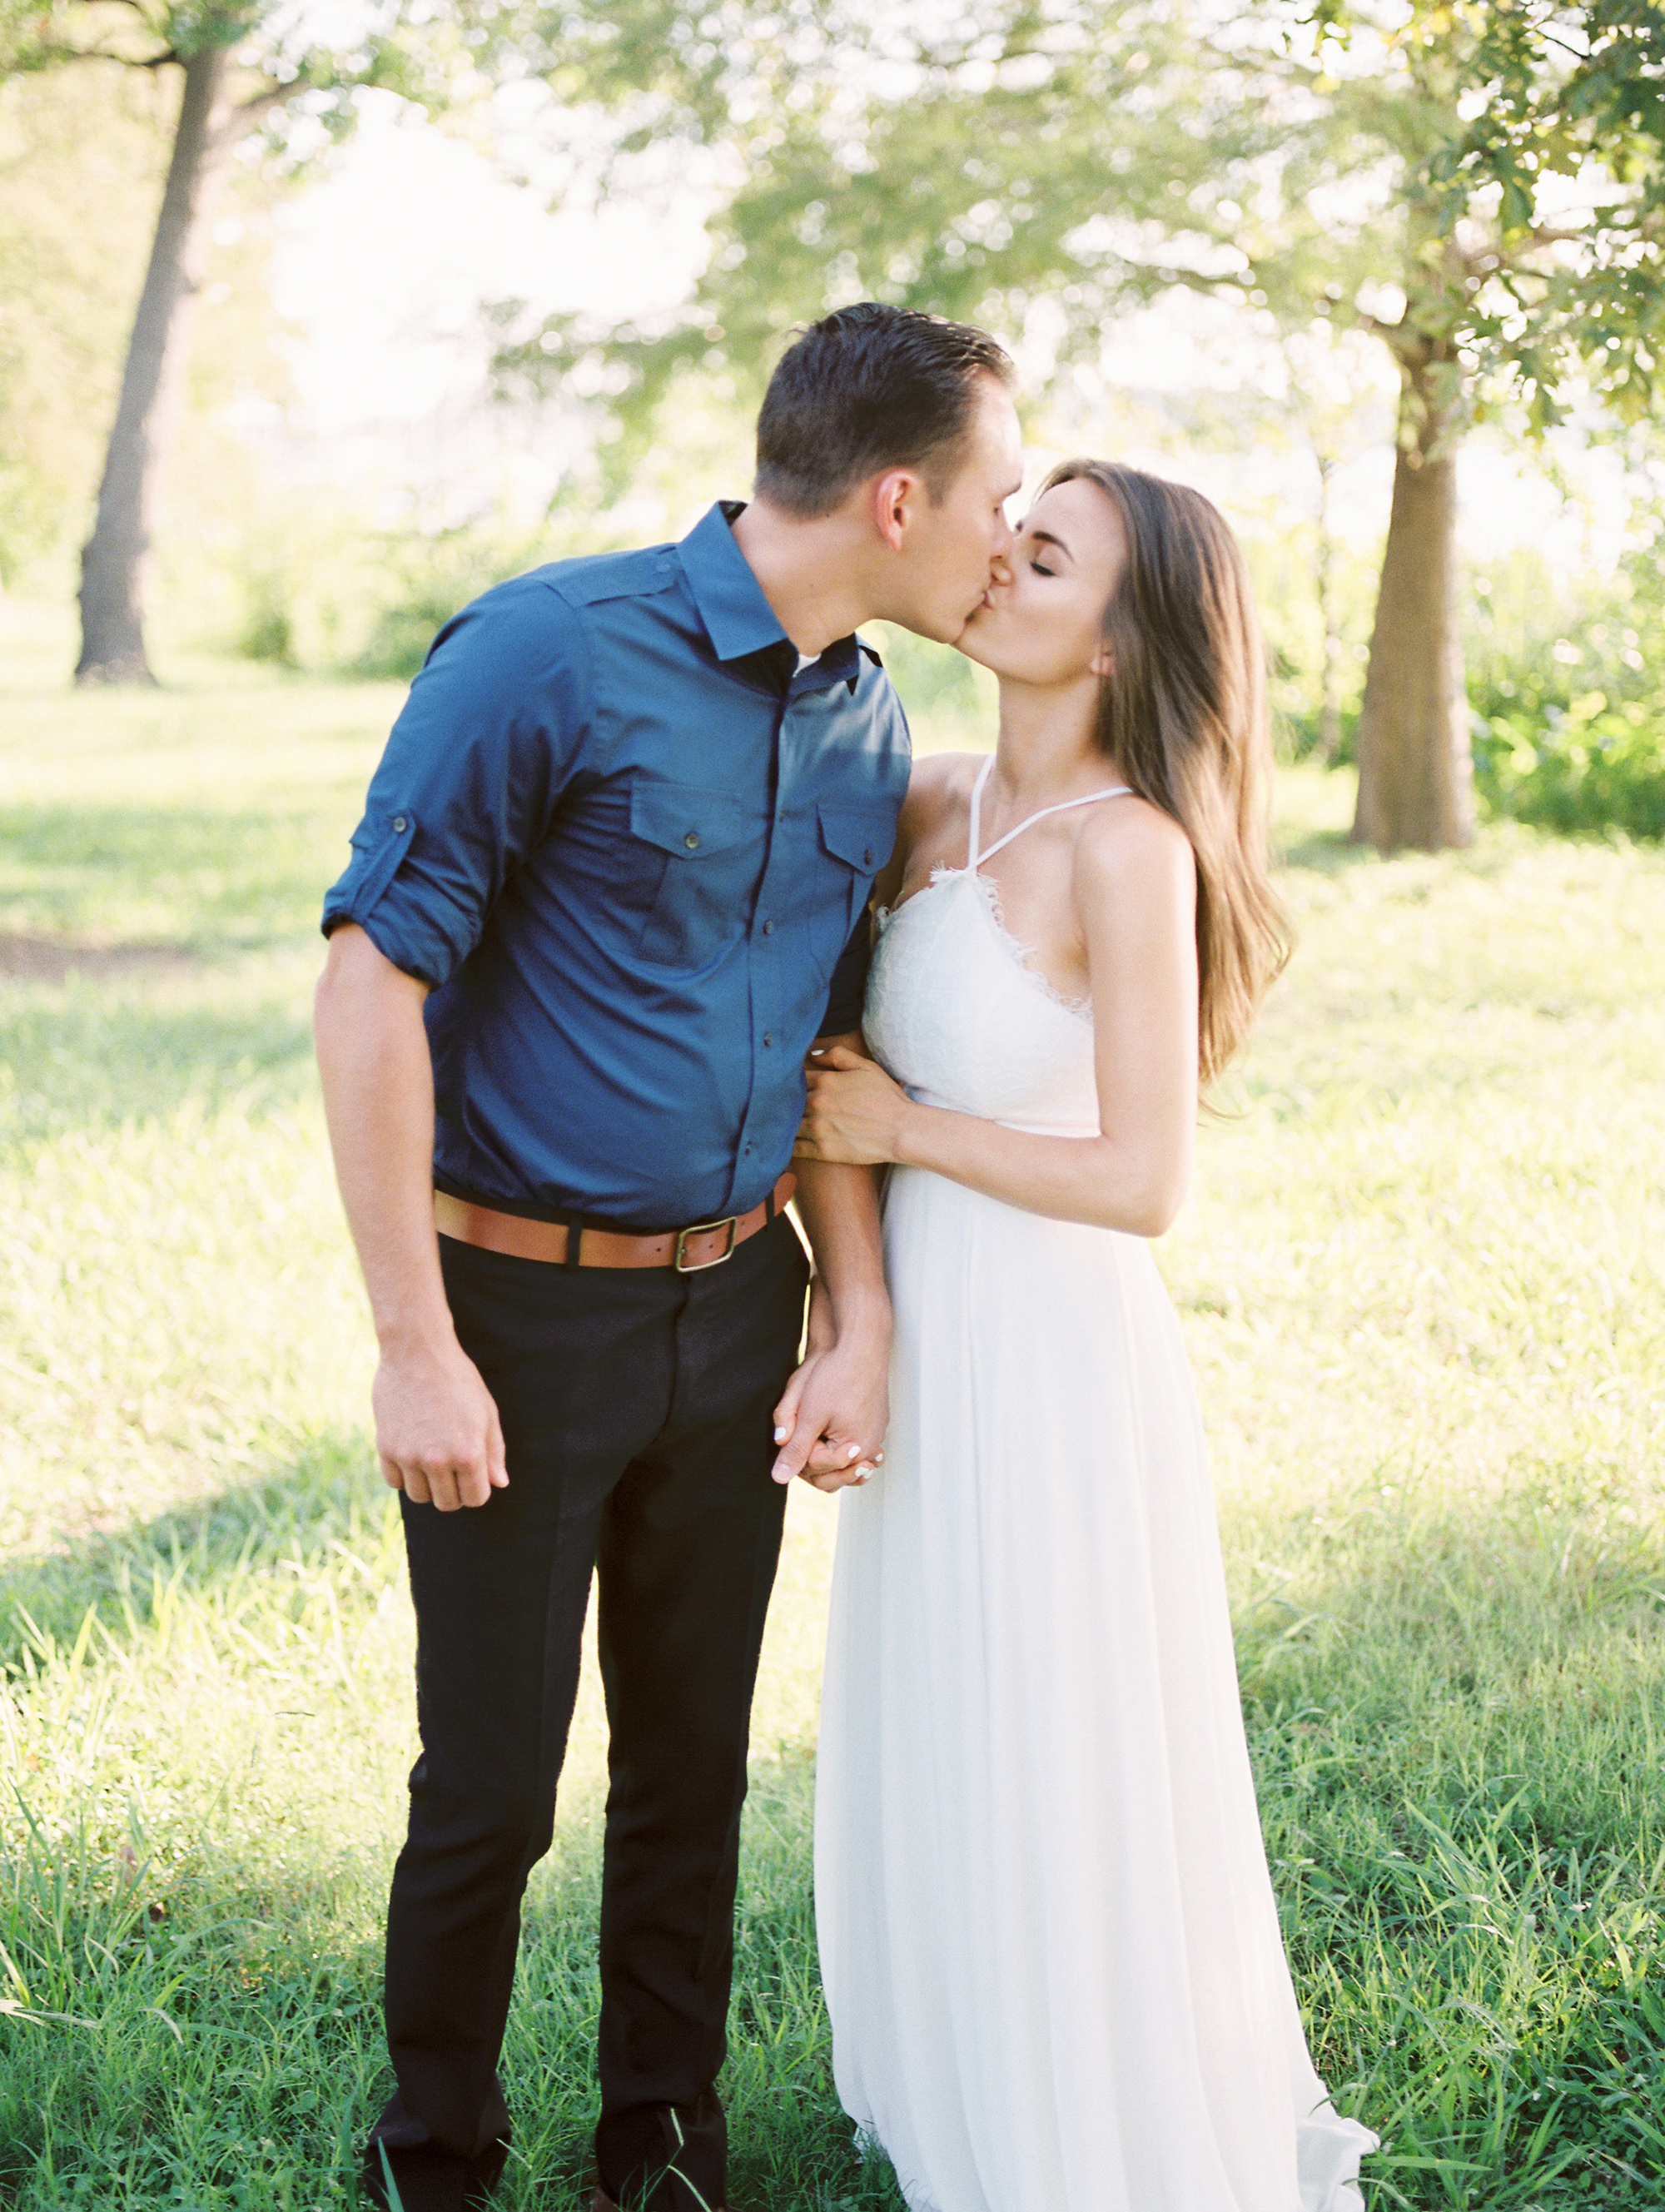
left=813, top=761, right=1376, bottom=2212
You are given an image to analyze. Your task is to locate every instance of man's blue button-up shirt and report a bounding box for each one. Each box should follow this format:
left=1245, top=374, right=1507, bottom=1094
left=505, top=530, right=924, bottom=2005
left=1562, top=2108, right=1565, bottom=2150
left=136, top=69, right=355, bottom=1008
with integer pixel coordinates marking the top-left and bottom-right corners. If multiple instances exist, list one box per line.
left=321, top=501, right=911, bottom=1231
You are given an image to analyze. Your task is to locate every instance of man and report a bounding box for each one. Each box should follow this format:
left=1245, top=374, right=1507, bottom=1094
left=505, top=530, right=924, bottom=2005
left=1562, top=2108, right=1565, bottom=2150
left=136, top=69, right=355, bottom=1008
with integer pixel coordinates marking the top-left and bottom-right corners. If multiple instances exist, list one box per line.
left=314, top=301, right=1022, bottom=2212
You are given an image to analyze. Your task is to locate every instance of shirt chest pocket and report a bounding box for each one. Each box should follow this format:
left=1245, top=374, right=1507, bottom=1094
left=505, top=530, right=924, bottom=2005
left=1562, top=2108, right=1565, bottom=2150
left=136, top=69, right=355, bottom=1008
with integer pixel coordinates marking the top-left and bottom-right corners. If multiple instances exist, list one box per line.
left=629, top=779, right=767, bottom=970
left=817, top=800, right=898, bottom=939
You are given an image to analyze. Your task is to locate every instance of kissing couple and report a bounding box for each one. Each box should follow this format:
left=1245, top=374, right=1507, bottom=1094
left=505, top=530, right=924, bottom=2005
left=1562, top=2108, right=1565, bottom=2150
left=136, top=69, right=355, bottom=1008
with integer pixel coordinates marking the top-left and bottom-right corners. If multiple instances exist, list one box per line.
left=316, top=302, right=1377, bottom=2212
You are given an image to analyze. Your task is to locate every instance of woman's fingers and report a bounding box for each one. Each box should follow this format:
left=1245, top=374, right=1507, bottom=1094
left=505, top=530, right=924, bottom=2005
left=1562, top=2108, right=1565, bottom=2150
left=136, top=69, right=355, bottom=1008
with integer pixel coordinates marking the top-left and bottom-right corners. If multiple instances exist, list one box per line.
left=805, top=1040, right=867, bottom=1071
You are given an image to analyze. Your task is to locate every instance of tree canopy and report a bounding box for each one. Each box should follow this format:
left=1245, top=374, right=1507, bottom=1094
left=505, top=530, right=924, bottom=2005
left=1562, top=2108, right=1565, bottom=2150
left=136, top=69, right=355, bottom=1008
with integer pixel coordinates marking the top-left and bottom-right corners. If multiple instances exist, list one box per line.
left=490, top=0, right=1663, bottom=848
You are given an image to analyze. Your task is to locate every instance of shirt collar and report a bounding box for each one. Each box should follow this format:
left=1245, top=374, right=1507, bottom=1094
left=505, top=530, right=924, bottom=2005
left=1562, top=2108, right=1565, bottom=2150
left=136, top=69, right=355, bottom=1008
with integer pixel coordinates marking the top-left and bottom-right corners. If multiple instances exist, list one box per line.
left=679, top=501, right=789, bottom=664
left=681, top=501, right=863, bottom=693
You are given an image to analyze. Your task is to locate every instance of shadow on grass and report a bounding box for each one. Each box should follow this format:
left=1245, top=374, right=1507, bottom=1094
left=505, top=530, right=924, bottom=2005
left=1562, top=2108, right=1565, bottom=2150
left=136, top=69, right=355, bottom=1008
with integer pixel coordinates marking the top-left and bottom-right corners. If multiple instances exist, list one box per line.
left=18, top=1454, right=1665, bottom=2204
left=1234, top=1487, right=1665, bottom=2210
left=0, top=1429, right=387, bottom=1677
left=1277, top=821, right=1384, bottom=876
left=0, top=1756, right=898, bottom=2212
left=0, top=984, right=316, bottom=1144
left=0, top=798, right=355, bottom=953
left=0, top=1441, right=902, bottom=2211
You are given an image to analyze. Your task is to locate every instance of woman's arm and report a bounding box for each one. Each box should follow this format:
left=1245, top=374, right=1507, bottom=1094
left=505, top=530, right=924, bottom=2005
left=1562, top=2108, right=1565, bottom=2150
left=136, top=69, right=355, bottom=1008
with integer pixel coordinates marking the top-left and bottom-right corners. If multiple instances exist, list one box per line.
left=796, top=800, right=1200, bottom=1237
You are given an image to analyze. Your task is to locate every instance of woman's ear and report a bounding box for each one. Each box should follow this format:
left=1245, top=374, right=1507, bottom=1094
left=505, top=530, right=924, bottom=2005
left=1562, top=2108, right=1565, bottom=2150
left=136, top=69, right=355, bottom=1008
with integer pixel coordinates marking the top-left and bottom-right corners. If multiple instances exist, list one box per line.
left=1090, top=645, right=1115, bottom=679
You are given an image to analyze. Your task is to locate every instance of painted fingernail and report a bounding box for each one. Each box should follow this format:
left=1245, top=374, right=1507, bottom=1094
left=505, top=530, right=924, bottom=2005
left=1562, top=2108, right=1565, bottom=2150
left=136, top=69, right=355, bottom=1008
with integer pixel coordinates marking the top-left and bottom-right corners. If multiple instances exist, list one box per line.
left=773, top=1424, right=788, bottom=1443
left=845, top=1443, right=861, bottom=1460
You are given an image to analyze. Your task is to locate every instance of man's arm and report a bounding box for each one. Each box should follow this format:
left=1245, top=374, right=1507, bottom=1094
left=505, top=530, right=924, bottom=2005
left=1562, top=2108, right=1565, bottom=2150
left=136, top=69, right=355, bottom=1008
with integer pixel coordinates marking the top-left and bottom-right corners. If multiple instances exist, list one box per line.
left=313, top=922, right=506, bottom=1513
left=770, top=1036, right=892, bottom=1493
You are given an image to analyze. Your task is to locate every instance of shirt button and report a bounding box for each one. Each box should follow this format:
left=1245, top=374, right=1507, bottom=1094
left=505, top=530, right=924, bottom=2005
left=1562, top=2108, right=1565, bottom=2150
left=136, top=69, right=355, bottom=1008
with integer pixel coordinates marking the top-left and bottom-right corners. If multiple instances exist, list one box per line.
left=684, top=832, right=700, bottom=850
left=863, top=846, right=874, bottom=866
left=393, top=815, right=408, bottom=833
left=777, top=808, right=792, bottom=823
left=763, top=1032, right=774, bottom=1048
left=762, top=918, right=775, bottom=936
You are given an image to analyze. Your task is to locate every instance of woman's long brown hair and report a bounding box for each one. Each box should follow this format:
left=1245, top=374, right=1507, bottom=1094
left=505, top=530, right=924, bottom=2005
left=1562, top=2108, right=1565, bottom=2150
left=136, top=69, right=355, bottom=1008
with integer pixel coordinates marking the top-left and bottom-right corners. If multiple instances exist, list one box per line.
left=1041, top=458, right=1289, bottom=1083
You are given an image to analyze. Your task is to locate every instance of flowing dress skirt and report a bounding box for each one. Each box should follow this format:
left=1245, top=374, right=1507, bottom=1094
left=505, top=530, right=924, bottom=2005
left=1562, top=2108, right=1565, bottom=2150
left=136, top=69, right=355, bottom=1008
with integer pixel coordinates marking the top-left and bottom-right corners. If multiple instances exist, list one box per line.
left=814, top=1164, right=1375, bottom=2212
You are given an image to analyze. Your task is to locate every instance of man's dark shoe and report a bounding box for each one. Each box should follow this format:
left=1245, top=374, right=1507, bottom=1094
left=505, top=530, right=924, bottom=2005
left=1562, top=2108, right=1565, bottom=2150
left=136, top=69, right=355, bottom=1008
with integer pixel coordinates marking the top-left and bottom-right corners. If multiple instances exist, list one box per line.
left=360, top=2135, right=509, bottom=2212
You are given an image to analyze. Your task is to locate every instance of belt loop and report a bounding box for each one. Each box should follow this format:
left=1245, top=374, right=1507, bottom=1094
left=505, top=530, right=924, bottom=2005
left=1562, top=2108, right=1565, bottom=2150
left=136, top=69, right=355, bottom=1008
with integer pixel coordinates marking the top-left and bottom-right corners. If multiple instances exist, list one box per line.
left=563, top=1220, right=584, bottom=1270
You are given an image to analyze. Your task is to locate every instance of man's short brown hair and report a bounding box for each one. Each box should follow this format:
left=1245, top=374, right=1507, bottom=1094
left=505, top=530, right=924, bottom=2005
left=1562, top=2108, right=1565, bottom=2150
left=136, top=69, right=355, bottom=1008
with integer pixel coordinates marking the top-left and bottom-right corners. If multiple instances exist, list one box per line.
left=754, top=302, right=1014, bottom=518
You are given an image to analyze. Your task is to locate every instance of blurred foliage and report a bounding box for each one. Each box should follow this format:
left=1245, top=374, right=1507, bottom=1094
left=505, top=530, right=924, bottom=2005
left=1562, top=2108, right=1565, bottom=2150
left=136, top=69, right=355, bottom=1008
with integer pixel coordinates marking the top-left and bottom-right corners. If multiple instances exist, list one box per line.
left=1469, top=514, right=1665, bottom=839
left=228, top=509, right=548, bottom=679
left=490, top=0, right=1664, bottom=848
left=204, top=495, right=654, bottom=680
left=1426, top=0, right=1665, bottom=432
left=0, top=67, right=171, bottom=584
left=495, top=0, right=1665, bottom=464
left=0, top=0, right=499, bottom=158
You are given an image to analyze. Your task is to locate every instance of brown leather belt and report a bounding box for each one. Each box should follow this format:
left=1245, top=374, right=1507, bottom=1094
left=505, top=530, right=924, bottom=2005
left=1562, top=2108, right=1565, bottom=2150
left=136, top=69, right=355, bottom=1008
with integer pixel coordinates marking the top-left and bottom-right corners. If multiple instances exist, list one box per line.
left=434, top=1172, right=795, bottom=1273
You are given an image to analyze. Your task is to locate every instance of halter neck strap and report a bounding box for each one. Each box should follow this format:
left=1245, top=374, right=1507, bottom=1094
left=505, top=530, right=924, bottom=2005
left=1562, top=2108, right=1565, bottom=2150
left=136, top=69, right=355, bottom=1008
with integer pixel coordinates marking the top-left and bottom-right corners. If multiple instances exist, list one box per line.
left=966, top=753, right=1132, bottom=869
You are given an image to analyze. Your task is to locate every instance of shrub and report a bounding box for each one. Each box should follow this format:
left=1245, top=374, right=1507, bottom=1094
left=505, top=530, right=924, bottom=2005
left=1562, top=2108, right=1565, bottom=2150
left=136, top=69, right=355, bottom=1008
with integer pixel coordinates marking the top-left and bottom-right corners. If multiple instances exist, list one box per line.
left=347, top=524, right=554, bottom=679
left=1469, top=524, right=1665, bottom=839
left=206, top=499, right=639, bottom=680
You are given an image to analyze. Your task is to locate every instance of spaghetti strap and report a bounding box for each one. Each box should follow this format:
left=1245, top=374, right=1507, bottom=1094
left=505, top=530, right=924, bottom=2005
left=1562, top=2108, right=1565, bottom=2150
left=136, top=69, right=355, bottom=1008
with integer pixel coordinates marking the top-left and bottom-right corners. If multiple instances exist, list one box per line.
left=966, top=754, right=997, bottom=867
left=970, top=767, right=1133, bottom=871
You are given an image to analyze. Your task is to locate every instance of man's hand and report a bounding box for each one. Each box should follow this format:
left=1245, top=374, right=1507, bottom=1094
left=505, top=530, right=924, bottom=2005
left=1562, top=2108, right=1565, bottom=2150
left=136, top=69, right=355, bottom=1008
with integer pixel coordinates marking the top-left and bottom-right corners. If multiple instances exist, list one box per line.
left=316, top=927, right=510, bottom=1512
left=372, top=1335, right=509, bottom=1512
left=770, top=1286, right=889, bottom=1493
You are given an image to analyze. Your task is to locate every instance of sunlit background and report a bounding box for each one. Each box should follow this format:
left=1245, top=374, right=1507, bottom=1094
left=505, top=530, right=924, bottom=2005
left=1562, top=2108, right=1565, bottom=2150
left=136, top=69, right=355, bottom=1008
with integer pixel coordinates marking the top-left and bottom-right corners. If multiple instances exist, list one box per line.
left=3, top=10, right=1665, bottom=2206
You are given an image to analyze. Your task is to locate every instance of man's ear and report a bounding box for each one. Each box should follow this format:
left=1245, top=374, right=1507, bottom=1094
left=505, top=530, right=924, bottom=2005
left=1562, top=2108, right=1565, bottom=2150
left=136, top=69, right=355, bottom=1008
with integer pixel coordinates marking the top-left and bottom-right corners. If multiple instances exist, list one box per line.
left=868, top=466, right=921, bottom=554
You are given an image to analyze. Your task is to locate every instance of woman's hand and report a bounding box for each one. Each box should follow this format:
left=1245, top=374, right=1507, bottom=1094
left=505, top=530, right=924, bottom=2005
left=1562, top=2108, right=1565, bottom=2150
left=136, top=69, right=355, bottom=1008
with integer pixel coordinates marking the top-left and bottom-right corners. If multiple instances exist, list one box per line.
left=795, top=1043, right=912, bottom=1166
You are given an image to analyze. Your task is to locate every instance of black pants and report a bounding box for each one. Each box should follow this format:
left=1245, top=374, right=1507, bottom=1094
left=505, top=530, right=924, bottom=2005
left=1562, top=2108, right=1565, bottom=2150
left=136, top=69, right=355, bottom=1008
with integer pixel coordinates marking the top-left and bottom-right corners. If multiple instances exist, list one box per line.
left=368, top=1213, right=810, bottom=2212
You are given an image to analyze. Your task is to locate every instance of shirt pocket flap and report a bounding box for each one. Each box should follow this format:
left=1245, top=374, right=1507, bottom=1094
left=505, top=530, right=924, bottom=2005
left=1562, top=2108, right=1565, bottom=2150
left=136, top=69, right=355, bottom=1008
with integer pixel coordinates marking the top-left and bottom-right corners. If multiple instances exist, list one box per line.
left=817, top=801, right=895, bottom=875
left=630, top=779, right=756, bottom=858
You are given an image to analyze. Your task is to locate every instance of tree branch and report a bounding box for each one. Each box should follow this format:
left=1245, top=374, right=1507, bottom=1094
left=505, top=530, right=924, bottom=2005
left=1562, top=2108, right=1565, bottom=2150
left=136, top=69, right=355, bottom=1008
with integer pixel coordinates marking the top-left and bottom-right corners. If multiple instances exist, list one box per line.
left=32, top=39, right=176, bottom=67
left=204, top=70, right=325, bottom=159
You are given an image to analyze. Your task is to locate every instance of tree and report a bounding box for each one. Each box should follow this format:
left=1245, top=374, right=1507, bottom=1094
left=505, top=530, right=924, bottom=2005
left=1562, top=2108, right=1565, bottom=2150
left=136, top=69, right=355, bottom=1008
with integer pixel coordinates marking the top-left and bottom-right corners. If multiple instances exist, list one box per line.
left=1334, top=0, right=1665, bottom=848
left=1, top=1, right=490, bottom=683
left=0, top=67, right=179, bottom=590
left=499, top=0, right=1664, bottom=849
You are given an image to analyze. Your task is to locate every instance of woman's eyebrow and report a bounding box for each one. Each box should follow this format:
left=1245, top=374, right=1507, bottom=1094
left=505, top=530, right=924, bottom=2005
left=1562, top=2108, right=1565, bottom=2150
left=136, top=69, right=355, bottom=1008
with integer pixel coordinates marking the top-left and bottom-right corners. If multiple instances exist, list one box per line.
left=1026, top=527, right=1074, bottom=562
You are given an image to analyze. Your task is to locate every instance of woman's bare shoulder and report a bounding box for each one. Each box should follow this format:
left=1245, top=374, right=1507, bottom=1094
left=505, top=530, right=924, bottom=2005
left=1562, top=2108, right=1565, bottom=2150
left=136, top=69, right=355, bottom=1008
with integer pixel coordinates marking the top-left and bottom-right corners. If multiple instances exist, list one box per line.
left=1072, top=791, right=1196, bottom=907
left=899, top=749, right=983, bottom=838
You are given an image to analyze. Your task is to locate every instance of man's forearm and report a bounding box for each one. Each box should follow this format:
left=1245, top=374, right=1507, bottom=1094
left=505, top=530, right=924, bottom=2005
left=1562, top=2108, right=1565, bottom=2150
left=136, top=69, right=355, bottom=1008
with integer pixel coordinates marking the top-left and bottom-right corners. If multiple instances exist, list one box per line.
left=793, top=1156, right=891, bottom=1347
left=313, top=924, right=452, bottom=1353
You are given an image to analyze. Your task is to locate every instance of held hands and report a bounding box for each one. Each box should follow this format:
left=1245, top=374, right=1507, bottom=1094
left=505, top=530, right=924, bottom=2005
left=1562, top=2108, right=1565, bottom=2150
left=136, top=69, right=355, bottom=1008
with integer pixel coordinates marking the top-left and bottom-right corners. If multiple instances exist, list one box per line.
left=769, top=1280, right=889, bottom=1493
left=372, top=1334, right=509, bottom=1511
left=795, top=1043, right=911, bottom=1168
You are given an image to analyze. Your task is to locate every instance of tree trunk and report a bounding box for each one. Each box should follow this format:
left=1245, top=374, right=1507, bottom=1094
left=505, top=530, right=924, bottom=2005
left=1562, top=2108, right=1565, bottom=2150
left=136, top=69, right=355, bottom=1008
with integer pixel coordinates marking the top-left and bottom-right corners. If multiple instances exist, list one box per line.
left=1350, top=355, right=1474, bottom=851
left=75, top=45, right=228, bottom=684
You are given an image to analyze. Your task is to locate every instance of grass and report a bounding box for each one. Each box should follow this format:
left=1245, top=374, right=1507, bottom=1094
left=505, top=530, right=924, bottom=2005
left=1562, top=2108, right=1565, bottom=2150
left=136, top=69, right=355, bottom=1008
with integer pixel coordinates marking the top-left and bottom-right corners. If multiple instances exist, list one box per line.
left=2, top=593, right=1663, bottom=2209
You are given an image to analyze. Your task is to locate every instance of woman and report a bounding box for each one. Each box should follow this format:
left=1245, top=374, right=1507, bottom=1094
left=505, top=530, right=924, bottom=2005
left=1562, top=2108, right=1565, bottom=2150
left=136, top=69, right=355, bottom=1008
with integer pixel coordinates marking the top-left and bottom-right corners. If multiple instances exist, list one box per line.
left=790, top=461, right=1377, bottom=2211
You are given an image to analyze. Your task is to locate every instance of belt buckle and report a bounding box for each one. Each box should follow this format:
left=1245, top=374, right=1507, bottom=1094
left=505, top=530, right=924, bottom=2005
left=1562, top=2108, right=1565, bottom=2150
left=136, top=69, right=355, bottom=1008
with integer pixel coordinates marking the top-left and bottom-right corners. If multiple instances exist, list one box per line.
left=674, top=1213, right=739, bottom=1272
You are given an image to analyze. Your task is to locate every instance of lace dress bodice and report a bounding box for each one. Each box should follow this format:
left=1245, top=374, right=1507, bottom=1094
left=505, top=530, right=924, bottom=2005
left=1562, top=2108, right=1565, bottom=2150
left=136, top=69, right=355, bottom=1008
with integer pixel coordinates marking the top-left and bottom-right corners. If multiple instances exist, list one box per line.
left=863, top=756, right=1128, bottom=1136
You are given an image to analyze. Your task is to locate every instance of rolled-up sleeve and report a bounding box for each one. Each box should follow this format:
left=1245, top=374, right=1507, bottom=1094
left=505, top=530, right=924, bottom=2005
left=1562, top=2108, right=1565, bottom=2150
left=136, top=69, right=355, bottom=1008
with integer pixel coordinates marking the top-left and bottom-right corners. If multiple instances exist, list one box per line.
left=321, top=576, right=589, bottom=987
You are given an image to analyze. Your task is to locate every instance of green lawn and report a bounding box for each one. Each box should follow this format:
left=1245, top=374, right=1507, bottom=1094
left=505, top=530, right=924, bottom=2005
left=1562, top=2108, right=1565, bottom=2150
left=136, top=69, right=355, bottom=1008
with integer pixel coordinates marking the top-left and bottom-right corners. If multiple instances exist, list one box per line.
left=2, top=597, right=1663, bottom=2210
